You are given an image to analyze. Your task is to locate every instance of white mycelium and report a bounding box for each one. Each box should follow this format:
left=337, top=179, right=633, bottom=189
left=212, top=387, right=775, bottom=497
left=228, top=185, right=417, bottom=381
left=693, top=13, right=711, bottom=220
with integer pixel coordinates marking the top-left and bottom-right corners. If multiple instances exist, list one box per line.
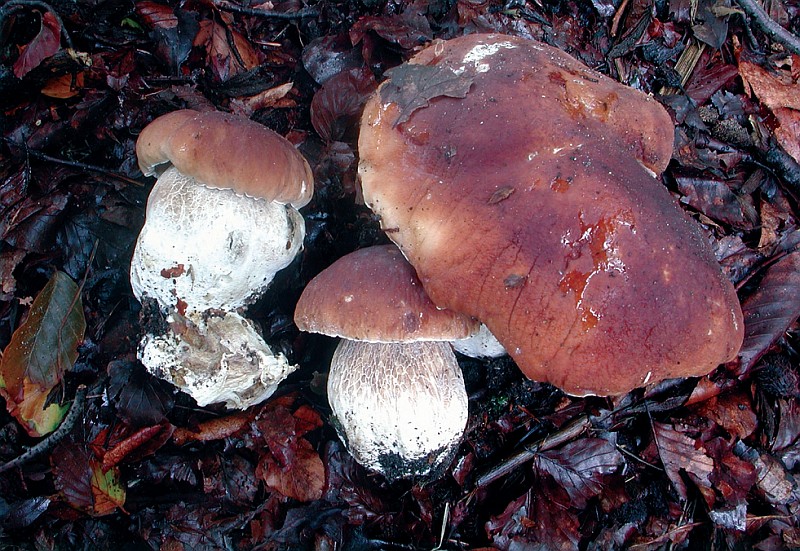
left=139, top=311, right=297, bottom=409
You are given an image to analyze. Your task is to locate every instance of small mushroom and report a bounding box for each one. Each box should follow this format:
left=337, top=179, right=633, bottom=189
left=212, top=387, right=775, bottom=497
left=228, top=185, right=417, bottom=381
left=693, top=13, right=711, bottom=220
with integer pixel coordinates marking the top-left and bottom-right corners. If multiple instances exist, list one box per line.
left=131, top=110, right=312, bottom=407
left=358, top=34, right=744, bottom=396
left=294, top=244, right=478, bottom=479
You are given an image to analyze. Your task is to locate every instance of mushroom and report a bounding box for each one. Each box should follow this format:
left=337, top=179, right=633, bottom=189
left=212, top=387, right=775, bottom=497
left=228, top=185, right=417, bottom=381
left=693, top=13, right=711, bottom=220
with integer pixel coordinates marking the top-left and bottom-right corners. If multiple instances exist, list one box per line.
left=131, top=109, right=313, bottom=314
left=358, top=34, right=744, bottom=396
left=131, top=110, right=313, bottom=407
left=294, top=244, right=478, bottom=479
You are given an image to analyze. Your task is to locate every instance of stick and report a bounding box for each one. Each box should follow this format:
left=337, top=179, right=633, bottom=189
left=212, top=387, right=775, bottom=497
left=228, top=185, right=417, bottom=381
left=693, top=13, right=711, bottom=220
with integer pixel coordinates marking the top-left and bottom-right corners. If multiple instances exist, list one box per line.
left=475, top=414, right=592, bottom=487
left=736, top=0, right=800, bottom=56
left=0, top=385, right=87, bottom=474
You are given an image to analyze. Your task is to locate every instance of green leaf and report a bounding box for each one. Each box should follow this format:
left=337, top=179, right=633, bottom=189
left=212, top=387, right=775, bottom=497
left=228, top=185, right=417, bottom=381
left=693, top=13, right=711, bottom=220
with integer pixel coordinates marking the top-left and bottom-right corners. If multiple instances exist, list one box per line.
left=0, top=271, right=85, bottom=436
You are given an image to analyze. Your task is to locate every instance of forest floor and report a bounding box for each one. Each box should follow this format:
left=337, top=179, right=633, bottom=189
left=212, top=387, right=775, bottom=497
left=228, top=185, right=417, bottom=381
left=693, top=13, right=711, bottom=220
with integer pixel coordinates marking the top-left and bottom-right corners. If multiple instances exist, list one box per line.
left=0, top=0, right=799, bottom=548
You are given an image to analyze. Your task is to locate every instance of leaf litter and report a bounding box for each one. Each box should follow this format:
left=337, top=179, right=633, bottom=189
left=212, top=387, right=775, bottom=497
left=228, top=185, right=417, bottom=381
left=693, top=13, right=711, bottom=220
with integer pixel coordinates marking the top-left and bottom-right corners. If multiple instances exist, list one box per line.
left=0, top=0, right=799, bottom=548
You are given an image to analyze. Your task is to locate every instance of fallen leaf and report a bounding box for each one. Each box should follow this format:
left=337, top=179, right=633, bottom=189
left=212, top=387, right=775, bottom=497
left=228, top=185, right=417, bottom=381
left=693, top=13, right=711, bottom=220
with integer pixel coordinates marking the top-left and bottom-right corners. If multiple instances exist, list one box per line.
left=107, top=360, right=174, bottom=428
left=486, top=478, right=581, bottom=550
left=52, top=441, right=126, bottom=517
left=311, top=67, right=377, bottom=141
left=257, top=437, right=325, bottom=502
left=194, top=19, right=259, bottom=82
left=737, top=251, right=800, bottom=373
left=652, top=422, right=715, bottom=504
left=739, top=58, right=800, bottom=162
left=13, top=11, right=61, bottom=78
left=0, top=271, right=85, bottom=436
left=98, top=421, right=175, bottom=470
left=40, top=72, right=85, bottom=98
left=380, top=63, right=474, bottom=126
left=692, top=391, right=757, bottom=440
left=535, top=437, right=624, bottom=508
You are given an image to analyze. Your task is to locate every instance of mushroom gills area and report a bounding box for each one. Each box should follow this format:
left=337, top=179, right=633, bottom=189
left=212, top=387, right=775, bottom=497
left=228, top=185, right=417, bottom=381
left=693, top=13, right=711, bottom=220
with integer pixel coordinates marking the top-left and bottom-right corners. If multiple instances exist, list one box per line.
left=327, top=339, right=468, bottom=479
left=138, top=310, right=297, bottom=409
left=130, top=167, right=305, bottom=313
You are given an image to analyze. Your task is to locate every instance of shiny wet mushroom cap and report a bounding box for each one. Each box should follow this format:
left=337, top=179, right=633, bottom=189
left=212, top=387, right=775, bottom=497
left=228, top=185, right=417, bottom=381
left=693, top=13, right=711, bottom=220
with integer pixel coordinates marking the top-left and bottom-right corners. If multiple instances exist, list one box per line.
left=358, top=33, right=744, bottom=396
left=294, top=244, right=477, bottom=479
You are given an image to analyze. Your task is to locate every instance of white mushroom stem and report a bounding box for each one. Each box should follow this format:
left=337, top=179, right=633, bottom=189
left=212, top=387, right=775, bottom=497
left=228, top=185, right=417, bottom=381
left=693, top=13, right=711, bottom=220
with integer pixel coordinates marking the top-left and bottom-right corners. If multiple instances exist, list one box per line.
left=327, top=339, right=468, bottom=479
left=130, top=166, right=305, bottom=314
left=138, top=310, right=297, bottom=409
left=453, top=323, right=507, bottom=359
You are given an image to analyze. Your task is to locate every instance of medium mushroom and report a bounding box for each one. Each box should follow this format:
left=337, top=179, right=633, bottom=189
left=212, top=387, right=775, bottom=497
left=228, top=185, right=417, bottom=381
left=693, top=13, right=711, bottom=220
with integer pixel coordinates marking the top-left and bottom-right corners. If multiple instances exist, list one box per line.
left=294, top=244, right=478, bottom=479
left=131, top=110, right=313, bottom=408
left=132, top=109, right=313, bottom=313
left=358, top=33, right=744, bottom=396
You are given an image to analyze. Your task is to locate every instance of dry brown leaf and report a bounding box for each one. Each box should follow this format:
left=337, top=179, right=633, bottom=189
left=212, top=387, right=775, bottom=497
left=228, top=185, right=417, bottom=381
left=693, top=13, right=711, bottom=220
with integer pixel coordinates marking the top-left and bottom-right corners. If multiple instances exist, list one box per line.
left=653, top=422, right=715, bottom=505
left=739, top=59, right=800, bottom=162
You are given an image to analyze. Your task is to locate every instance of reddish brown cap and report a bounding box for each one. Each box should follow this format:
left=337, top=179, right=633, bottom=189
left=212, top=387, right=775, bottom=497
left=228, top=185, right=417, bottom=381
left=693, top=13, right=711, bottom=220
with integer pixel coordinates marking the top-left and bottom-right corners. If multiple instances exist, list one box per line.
left=136, top=110, right=313, bottom=208
left=358, top=33, right=744, bottom=396
left=294, top=244, right=479, bottom=343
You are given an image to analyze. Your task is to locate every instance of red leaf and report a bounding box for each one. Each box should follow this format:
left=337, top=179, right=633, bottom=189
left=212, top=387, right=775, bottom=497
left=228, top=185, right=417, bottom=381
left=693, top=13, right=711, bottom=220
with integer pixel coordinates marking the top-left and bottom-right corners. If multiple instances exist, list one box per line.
left=13, top=11, right=61, bottom=78
left=135, top=1, right=178, bottom=29
left=257, top=437, right=325, bottom=502
left=738, top=251, right=800, bottom=373
left=692, top=391, right=757, bottom=440
left=99, top=421, right=175, bottom=470
left=675, top=177, right=751, bottom=227
left=486, top=480, right=581, bottom=551
left=652, top=422, right=715, bottom=505
left=52, top=441, right=126, bottom=516
left=310, top=67, right=377, bottom=141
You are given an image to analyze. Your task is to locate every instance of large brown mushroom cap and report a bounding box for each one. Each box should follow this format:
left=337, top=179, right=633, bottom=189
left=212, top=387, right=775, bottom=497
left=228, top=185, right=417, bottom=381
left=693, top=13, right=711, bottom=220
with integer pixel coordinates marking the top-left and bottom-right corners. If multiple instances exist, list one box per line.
left=294, top=244, right=478, bottom=343
left=136, top=109, right=313, bottom=208
left=358, top=33, right=744, bottom=396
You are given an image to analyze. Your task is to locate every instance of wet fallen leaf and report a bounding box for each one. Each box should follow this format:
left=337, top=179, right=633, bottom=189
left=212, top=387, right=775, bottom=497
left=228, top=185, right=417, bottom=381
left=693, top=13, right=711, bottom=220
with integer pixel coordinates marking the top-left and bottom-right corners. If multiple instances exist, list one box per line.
left=739, top=57, right=800, bottom=162
left=486, top=478, right=581, bottom=550
left=0, top=271, right=85, bottom=436
left=311, top=67, right=377, bottom=141
left=107, top=360, right=174, bottom=428
left=652, top=422, right=715, bottom=504
left=535, top=437, right=623, bottom=508
left=13, top=11, right=62, bottom=78
left=380, top=63, right=474, bottom=126
left=737, top=251, right=800, bottom=373
left=258, top=437, right=325, bottom=502
left=52, top=441, right=126, bottom=517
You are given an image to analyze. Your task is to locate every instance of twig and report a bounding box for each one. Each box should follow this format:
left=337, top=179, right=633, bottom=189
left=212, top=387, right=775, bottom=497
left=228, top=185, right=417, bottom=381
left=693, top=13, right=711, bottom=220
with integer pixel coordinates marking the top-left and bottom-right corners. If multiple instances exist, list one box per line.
left=0, top=385, right=87, bottom=474
left=0, top=0, right=74, bottom=50
left=3, top=138, right=143, bottom=187
left=475, top=414, right=592, bottom=487
left=735, top=0, right=800, bottom=56
left=214, top=0, right=319, bottom=20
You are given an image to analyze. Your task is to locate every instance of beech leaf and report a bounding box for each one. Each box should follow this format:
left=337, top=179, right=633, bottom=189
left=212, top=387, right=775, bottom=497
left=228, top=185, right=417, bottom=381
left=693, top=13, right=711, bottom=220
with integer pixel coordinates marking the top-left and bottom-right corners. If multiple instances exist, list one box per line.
left=738, top=251, right=800, bottom=372
left=535, top=437, right=624, bottom=508
left=653, top=422, right=715, bottom=503
left=12, top=11, right=61, bottom=78
left=52, top=441, right=126, bottom=517
left=0, top=271, right=85, bottom=436
left=381, top=63, right=474, bottom=126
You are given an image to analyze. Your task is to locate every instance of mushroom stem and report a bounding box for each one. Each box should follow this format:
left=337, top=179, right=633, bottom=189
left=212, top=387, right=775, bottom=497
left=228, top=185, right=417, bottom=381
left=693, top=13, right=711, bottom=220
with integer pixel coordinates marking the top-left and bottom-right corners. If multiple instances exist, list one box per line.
left=327, top=339, right=468, bottom=480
